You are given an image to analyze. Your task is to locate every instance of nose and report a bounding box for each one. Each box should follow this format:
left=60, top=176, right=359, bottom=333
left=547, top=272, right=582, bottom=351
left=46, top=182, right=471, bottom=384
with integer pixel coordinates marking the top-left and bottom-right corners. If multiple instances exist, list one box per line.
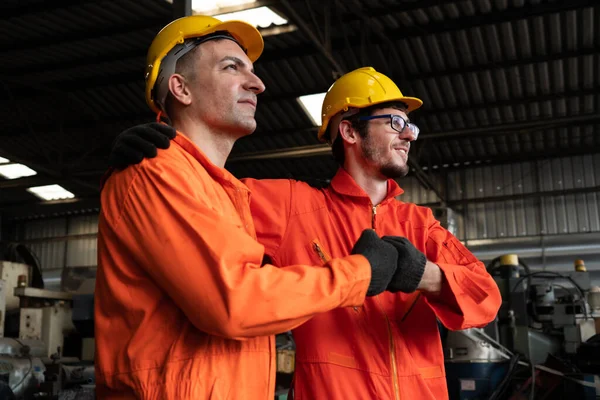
left=401, top=122, right=419, bottom=142
left=399, top=128, right=416, bottom=142
left=245, top=71, right=265, bottom=94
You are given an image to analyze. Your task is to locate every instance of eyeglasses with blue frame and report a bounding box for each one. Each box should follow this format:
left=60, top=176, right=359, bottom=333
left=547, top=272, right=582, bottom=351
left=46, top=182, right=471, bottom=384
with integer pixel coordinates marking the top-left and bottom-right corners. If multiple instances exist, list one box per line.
left=358, top=114, right=419, bottom=140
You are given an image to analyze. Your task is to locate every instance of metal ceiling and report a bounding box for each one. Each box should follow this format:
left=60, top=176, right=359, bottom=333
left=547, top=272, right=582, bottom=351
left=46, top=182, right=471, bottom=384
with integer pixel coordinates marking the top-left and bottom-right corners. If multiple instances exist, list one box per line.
left=0, top=0, right=599, bottom=218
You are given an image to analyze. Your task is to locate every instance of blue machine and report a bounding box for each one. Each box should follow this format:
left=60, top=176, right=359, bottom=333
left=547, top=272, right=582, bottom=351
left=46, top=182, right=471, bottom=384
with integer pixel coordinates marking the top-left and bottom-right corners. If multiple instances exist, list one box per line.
left=445, top=362, right=509, bottom=400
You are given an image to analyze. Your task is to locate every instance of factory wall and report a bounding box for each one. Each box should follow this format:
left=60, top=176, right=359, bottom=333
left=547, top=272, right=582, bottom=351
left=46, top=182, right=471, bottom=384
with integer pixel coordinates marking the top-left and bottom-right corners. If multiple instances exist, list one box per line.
left=9, top=154, right=600, bottom=279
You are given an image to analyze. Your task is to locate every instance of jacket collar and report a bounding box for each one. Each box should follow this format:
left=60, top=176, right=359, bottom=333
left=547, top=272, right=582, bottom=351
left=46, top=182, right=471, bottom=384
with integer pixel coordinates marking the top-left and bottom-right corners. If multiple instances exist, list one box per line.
left=330, top=167, right=404, bottom=202
left=173, top=132, right=248, bottom=192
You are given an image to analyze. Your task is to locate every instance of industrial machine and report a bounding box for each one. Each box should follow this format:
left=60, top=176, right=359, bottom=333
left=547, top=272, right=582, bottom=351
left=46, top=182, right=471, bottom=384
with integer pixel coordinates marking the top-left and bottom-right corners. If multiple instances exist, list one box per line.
left=1, top=250, right=293, bottom=400
left=443, top=255, right=600, bottom=399
left=0, top=261, right=96, bottom=400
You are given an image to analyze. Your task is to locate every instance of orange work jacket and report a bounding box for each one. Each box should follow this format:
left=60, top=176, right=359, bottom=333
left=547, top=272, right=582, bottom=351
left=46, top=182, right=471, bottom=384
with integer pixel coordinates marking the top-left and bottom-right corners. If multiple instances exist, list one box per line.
left=246, top=168, right=501, bottom=400
left=95, top=133, right=371, bottom=399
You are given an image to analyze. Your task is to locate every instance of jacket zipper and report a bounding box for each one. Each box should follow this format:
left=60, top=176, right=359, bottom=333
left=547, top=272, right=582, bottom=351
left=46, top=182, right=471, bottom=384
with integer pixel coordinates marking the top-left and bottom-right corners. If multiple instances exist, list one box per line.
left=385, top=313, right=401, bottom=400
left=312, top=241, right=330, bottom=263
left=371, top=203, right=400, bottom=400
left=371, top=205, right=377, bottom=228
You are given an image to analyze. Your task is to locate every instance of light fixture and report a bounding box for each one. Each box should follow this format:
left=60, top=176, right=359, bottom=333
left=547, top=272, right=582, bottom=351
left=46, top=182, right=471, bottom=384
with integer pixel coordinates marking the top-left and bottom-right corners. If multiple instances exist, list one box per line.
left=215, top=6, right=288, bottom=28
left=0, top=157, right=9, bottom=164
left=297, top=93, right=326, bottom=126
left=193, top=0, right=257, bottom=13
left=0, top=163, right=37, bottom=180
left=27, top=184, right=75, bottom=201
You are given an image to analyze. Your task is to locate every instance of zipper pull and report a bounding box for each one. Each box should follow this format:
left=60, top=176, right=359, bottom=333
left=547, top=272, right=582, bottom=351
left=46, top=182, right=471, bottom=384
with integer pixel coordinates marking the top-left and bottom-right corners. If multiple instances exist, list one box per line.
left=372, top=205, right=377, bottom=228
left=313, top=242, right=328, bottom=263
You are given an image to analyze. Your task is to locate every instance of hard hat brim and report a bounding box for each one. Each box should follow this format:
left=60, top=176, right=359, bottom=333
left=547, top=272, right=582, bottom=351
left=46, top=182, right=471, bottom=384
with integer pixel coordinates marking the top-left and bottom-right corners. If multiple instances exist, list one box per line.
left=398, top=96, right=423, bottom=113
left=201, top=19, right=264, bottom=62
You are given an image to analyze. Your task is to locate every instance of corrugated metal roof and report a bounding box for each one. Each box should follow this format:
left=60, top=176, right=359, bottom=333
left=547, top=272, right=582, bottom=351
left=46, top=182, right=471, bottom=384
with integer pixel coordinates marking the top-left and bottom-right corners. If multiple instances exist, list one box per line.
left=1, top=0, right=599, bottom=216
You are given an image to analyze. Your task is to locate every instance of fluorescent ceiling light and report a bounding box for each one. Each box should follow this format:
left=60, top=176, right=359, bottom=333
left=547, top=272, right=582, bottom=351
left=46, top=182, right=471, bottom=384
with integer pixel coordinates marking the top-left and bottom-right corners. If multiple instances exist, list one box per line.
left=193, top=0, right=256, bottom=13
left=0, top=156, right=9, bottom=164
left=298, top=93, right=326, bottom=126
left=215, top=6, right=288, bottom=28
left=0, top=163, right=37, bottom=180
left=27, top=184, right=75, bottom=201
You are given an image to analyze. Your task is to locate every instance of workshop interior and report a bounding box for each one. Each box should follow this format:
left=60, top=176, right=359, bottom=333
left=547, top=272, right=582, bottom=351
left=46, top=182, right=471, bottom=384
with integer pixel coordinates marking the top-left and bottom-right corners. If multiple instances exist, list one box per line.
left=1, top=0, right=600, bottom=399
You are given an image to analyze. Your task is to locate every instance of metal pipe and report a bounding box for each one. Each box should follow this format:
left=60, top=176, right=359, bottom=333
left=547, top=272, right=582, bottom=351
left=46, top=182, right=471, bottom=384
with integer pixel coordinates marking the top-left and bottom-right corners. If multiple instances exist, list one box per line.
left=420, top=113, right=600, bottom=141
left=17, top=233, right=97, bottom=244
left=418, top=185, right=600, bottom=207
left=228, top=144, right=330, bottom=162
left=466, top=233, right=600, bottom=275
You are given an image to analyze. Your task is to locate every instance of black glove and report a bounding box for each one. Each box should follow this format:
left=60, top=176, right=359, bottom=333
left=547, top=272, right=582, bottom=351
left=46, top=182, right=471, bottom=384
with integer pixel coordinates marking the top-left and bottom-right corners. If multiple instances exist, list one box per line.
left=351, top=229, right=398, bottom=297
left=381, top=236, right=426, bottom=293
left=108, top=122, right=176, bottom=169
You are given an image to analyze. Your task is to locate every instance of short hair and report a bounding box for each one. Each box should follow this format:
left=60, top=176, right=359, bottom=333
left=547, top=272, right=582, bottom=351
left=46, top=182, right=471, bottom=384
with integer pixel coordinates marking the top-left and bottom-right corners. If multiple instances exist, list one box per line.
left=163, top=44, right=202, bottom=118
left=331, top=101, right=408, bottom=166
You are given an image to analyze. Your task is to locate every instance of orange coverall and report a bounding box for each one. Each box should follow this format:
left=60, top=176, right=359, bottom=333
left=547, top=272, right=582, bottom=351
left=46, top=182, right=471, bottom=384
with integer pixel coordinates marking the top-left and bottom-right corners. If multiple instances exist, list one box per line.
left=246, top=168, right=502, bottom=400
left=95, top=133, right=372, bottom=399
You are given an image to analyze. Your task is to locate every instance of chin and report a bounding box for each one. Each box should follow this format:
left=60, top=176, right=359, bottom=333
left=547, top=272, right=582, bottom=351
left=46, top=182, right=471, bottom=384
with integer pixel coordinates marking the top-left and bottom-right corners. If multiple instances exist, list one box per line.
left=242, top=122, right=257, bottom=135
left=380, top=163, right=409, bottom=179
left=231, top=119, right=257, bottom=136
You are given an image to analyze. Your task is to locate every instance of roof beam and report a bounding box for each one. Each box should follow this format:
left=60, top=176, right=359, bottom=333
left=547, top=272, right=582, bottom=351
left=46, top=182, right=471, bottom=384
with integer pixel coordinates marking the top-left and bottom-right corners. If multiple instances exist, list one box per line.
left=0, top=176, right=69, bottom=190
left=0, top=0, right=102, bottom=20
left=419, top=184, right=600, bottom=208
left=260, top=49, right=600, bottom=103
left=0, top=0, right=426, bottom=56
left=6, top=155, right=600, bottom=214
left=2, top=88, right=598, bottom=139
left=0, top=148, right=99, bottom=192
left=423, top=86, right=600, bottom=121
left=433, top=145, right=600, bottom=170
left=0, top=18, right=169, bottom=55
left=421, top=113, right=600, bottom=142
left=0, top=0, right=283, bottom=56
left=0, top=51, right=147, bottom=77
left=227, top=114, right=600, bottom=163
left=0, top=197, right=101, bottom=221
left=280, top=0, right=345, bottom=75
left=259, top=0, right=596, bottom=63
left=226, top=147, right=600, bottom=192
left=8, top=44, right=598, bottom=103
left=2, top=0, right=593, bottom=70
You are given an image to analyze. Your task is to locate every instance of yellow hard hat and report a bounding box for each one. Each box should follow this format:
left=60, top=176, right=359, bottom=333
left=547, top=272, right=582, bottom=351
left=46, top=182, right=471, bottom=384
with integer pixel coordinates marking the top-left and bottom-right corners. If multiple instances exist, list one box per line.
left=318, top=67, right=423, bottom=142
left=145, top=15, right=264, bottom=114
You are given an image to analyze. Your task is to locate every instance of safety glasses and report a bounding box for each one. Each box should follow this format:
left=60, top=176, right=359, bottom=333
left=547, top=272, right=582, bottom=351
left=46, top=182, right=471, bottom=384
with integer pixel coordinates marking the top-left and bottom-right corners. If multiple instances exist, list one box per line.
left=358, top=114, right=419, bottom=140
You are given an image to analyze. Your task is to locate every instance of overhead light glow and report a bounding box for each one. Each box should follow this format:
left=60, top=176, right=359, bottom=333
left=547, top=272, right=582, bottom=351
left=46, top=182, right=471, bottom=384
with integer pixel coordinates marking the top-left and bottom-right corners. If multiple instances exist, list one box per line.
left=215, top=6, right=288, bottom=28
left=298, top=93, right=327, bottom=126
left=0, top=157, right=9, bottom=163
left=193, top=0, right=256, bottom=13
left=0, top=163, right=37, bottom=180
left=27, top=184, right=75, bottom=201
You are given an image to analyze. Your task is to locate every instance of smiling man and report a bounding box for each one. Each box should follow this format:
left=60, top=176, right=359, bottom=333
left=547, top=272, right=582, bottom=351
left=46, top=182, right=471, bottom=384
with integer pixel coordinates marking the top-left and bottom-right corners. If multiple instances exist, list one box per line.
left=107, top=67, right=501, bottom=399
left=244, top=68, right=501, bottom=399
left=94, top=18, right=406, bottom=400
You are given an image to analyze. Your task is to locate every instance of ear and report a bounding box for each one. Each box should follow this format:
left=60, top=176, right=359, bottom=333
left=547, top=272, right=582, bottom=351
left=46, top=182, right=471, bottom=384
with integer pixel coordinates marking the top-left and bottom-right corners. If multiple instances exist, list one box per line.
left=168, top=74, right=192, bottom=106
left=338, top=120, right=359, bottom=144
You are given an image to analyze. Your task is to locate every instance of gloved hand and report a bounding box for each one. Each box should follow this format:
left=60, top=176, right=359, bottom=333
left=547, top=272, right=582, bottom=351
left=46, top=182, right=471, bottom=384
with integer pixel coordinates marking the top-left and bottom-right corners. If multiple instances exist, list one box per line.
left=381, top=236, right=426, bottom=293
left=108, top=122, right=176, bottom=169
left=351, top=229, right=398, bottom=296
